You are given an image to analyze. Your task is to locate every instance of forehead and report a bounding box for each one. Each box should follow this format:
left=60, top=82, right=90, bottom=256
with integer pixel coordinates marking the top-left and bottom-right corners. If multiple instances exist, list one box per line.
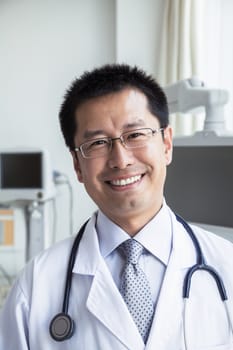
left=74, top=88, right=159, bottom=138
left=76, top=88, right=148, bottom=114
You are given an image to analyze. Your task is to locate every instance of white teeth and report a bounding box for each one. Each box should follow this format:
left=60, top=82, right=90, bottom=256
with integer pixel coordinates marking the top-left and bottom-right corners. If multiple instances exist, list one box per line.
left=111, top=175, right=141, bottom=186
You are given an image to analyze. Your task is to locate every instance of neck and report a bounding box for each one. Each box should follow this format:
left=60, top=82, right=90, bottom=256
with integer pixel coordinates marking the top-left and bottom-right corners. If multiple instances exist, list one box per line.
left=103, top=203, right=163, bottom=236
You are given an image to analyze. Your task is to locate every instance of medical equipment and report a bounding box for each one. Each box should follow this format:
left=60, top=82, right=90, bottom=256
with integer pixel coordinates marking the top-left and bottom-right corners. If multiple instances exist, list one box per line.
left=0, top=149, right=55, bottom=203
left=0, top=149, right=56, bottom=261
left=0, top=265, right=13, bottom=310
left=0, top=208, right=26, bottom=308
left=164, top=78, right=233, bottom=241
left=164, top=77, right=229, bottom=133
left=0, top=209, right=17, bottom=308
left=49, top=215, right=233, bottom=344
left=0, top=150, right=75, bottom=309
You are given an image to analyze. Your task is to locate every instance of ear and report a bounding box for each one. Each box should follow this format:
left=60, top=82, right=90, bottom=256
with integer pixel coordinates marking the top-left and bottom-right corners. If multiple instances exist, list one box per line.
left=163, top=126, right=173, bottom=165
left=70, top=151, right=84, bottom=183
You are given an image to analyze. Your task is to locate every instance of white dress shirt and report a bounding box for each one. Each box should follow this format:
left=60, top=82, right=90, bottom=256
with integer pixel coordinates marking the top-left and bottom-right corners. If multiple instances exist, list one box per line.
left=96, top=201, right=173, bottom=307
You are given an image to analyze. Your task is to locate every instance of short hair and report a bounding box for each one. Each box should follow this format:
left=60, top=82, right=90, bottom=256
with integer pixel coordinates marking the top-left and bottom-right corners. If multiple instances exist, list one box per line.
left=59, top=63, right=169, bottom=150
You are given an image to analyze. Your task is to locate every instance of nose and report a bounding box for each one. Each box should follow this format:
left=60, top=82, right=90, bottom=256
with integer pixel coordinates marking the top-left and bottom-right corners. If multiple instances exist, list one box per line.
left=107, top=139, right=134, bottom=169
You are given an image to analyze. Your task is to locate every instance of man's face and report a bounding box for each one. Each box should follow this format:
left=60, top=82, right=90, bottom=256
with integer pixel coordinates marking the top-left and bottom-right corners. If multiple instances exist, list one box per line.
left=72, top=88, right=172, bottom=231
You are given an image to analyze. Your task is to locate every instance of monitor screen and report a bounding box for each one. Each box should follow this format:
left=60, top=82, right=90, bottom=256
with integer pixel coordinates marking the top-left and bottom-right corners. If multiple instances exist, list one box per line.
left=0, top=153, right=42, bottom=189
left=165, top=146, right=233, bottom=228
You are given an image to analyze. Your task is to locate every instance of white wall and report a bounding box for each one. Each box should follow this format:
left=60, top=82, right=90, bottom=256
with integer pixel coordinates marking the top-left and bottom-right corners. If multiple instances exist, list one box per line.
left=116, top=0, right=164, bottom=75
left=201, top=0, right=233, bottom=131
left=0, top=0, right=164, bottom=246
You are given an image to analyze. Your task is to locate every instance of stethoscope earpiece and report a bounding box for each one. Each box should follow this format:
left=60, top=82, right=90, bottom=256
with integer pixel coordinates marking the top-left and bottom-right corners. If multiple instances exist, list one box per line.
left=49, top=313, right=74, bottom=341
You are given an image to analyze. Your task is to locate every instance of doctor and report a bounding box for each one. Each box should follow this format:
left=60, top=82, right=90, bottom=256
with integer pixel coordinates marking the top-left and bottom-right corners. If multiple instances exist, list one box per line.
left=1, top=64, right=233, bottom=350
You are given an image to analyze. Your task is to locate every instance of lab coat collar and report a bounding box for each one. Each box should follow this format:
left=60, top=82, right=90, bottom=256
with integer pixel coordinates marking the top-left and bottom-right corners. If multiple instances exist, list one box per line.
left=169, top=209, right=197, bottom=269
left=72, top=212, right=145, bottom=349
left=72, top=213, right=100, bottom=275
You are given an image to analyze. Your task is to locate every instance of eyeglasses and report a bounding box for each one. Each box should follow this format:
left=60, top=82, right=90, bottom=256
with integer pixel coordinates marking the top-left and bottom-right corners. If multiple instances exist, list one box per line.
left=74, top=127, right=164, bottom=159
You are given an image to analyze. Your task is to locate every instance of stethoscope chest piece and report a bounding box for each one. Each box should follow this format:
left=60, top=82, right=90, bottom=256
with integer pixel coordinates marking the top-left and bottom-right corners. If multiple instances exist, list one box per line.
left=50, top=313, right=74, bottom=341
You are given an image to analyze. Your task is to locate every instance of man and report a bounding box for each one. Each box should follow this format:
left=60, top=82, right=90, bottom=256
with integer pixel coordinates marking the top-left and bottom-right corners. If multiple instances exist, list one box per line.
left=1, top=64, right=233, bottom=349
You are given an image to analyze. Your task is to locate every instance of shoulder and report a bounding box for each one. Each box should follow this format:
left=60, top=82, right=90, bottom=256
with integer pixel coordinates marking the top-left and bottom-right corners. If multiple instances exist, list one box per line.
left=168, top=206, right=233, bottom=267
left=191, top=224, right=233, bottom=266
left=190, top=225, right=233, bottom=305
left=29, top=234, right=75, bottom=271
left=15, top=214, right=96, bottom=299
left=16, top=236, right=76, bottom=301
left=33, top=235, right=75, bottom=267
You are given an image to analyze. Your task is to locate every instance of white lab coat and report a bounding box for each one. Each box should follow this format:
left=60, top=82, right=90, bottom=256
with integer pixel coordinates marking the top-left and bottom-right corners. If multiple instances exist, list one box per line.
left=1, top=208, right=233, bottom=350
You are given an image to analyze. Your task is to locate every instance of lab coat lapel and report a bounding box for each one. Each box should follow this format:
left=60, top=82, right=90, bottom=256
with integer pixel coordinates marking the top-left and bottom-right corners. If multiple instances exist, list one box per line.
left=86, top=259, right=144, bottom=349
left=146, top=211, right=196, bottom=349
left=73, top=215, right=144, bottom=350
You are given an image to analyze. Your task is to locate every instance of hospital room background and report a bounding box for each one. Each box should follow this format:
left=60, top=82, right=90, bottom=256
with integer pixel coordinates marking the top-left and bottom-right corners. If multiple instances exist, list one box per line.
left=0, top=0, right=233, bottom=308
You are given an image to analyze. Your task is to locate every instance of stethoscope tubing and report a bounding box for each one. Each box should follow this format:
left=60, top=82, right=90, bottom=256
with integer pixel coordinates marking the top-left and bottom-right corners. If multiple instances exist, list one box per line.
left=49, top=221, right=88, bottom=341
left=62, top=221, right=88, bottom=314
left=175, top=214, right=228, bottom=301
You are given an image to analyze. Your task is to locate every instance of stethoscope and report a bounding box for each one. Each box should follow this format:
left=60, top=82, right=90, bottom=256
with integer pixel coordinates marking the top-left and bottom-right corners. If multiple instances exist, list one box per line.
left=49, top=214, right=233, bottom=344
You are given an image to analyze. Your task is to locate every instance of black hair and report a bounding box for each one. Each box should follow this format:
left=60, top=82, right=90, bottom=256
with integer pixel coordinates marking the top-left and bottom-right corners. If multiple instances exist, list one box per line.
left=59, top=63, right=169, bottom=149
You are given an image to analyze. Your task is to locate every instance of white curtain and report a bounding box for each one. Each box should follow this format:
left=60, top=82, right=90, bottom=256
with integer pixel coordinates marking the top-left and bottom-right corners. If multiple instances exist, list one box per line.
left=157, top=0, right=204, bottom=136
left=200, top=0, right=233, bottom=133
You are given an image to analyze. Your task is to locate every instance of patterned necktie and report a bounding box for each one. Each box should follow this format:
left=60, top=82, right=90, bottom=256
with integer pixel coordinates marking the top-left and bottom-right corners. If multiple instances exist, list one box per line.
left=119, top=239, right=154, bottom=343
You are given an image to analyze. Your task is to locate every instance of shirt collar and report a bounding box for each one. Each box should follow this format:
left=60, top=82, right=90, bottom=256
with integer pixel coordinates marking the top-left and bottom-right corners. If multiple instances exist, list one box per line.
left=96, top=200, right=172, bottom=266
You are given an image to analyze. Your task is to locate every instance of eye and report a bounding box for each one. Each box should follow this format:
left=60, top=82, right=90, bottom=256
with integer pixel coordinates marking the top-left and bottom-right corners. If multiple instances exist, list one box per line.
left=86, top=138, right=109, bottom=150
left=127, top=130, right=147, bottom=140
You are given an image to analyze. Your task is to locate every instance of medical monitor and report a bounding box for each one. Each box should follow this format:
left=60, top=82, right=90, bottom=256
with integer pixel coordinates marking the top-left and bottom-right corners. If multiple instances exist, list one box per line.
left=0, top=149, right=55, bottom=203
left=164, top=132, right=233, bottom=240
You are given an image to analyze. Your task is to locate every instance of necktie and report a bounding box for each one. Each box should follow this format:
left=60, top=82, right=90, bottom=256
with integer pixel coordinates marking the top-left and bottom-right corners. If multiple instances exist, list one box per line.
left=119, top=239, right=154, bottom=343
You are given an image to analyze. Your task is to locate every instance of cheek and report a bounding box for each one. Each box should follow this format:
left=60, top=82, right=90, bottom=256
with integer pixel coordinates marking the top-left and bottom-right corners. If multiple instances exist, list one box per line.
left=143, top=144, right=169, bottom=180
left=79, top=165, right=90, bottom=183
left=78, top=159, right=103, bottom=185
left=143, top=142, right=165, bottom=163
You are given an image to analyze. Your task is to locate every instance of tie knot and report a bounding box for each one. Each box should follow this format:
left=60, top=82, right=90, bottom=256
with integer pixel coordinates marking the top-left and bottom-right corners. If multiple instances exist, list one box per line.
left=120, top=239, right=144, bottom=264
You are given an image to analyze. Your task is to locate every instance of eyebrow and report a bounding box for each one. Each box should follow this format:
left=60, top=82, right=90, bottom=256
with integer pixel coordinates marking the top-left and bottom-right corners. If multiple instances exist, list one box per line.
left=83, top=129, right=106, bottom=139
left=82, top=119, right=146, bottom=140
left=124, top=119, right=146, bottom=129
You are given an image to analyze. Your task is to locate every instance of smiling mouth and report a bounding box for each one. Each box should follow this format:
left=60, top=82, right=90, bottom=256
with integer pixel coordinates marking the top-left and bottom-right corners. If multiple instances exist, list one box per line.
left=108, top=175, right=143, bottom=187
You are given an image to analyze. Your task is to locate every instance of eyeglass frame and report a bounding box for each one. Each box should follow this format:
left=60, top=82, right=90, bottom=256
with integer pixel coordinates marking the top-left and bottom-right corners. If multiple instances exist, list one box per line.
left=74, top=127, right=165, bottom=159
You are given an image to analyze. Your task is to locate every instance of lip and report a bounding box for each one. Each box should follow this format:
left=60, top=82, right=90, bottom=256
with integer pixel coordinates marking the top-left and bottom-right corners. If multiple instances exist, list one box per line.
left=105, top=173, right=145, bottom=190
